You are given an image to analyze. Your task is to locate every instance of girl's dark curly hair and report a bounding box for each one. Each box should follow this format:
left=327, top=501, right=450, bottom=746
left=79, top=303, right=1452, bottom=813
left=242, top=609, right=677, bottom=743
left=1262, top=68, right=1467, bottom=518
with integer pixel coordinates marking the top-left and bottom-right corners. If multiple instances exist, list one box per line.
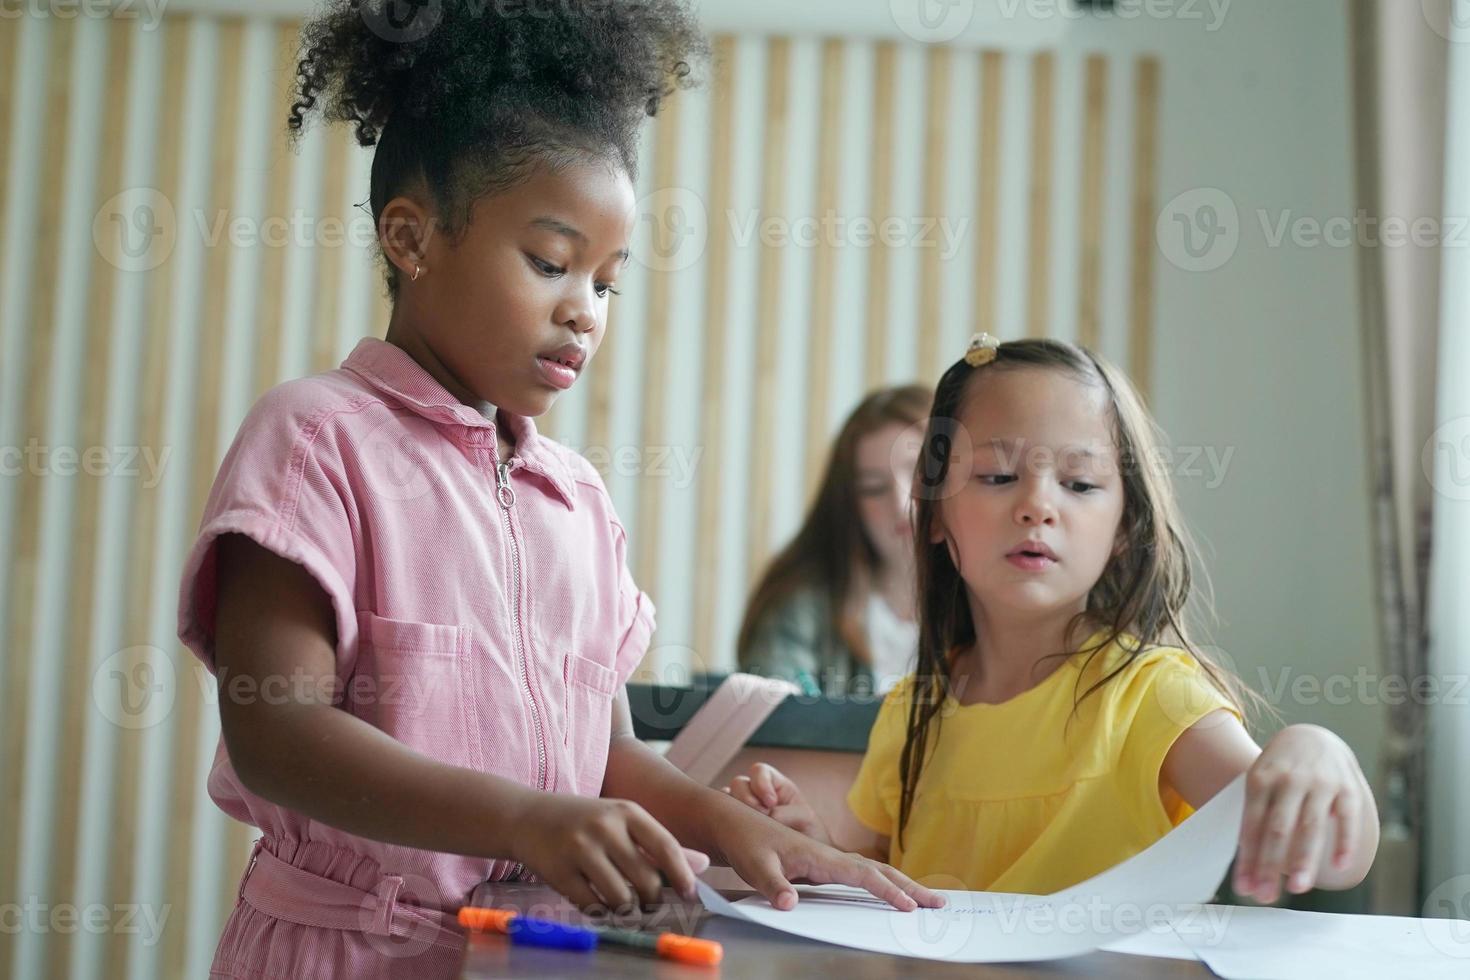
left=289, top=0, right=707, bottom=296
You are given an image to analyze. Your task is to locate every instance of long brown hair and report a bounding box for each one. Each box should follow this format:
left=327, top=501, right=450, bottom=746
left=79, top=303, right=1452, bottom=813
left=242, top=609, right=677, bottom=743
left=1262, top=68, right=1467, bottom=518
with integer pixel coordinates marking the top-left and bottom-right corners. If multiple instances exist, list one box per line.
left=896, top=339, right=1261, bottom=846
left=737, top=385, right=932, bottom=670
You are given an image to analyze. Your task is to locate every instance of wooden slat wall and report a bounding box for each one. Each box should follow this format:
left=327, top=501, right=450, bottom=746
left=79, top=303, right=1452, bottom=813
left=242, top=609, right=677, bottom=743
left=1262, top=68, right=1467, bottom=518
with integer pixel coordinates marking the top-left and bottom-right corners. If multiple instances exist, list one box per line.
left=691, top=36, right=737, bottom=668
left=45, top=19, right=131, bottom=980
left=801, top=39, right=844, bottom=498
left=311, top=124, right=352, bottom=375
left=974, top=49, right=1003, bottom=336
left=107, top=19, right=188, bottom=980
left=1, top=20, right=74, bottom=980
left=0, top=13, right=1160, bottom=977
left=864, top=41, right=896, bottom=389
left=159, top=21, right=241, bottom=979
left=1128, top=57, right=1161, bottom=400
left=1026, top=52, right=1056, bottom=338
left=917, top=45, right=951, bottom=383
left=634, top=94, right=683, bottom=589
left=1078, top=54, right=1108, bottom=350
left=253, top=20, right=304, bottom=402
left=745, top=37, right=790, bottom=589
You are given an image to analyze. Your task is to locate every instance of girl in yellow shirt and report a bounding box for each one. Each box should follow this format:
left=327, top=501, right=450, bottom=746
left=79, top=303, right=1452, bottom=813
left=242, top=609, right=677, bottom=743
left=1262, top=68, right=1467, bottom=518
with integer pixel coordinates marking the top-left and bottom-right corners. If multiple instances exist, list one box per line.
left=728, top=335, right=1379, bottom=906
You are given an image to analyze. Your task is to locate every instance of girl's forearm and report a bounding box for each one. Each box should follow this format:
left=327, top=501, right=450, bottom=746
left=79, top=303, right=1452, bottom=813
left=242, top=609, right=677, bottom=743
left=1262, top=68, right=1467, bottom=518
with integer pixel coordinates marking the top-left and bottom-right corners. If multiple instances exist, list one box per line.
left=601, top=733, right=751, bottom=862
left=222, top=699, right=534, bottom=862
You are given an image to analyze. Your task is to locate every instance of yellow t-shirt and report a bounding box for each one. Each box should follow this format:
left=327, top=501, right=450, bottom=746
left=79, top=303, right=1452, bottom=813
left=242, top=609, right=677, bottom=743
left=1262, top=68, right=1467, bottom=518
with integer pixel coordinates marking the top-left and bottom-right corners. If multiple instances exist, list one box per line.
left=846, top=632, right=1241, bottom=894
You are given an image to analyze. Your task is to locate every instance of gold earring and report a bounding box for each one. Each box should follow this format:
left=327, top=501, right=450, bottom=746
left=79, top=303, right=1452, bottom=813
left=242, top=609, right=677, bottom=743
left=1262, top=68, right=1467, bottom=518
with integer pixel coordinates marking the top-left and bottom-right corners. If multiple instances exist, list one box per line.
left=411, top=263, right=422, bottom=282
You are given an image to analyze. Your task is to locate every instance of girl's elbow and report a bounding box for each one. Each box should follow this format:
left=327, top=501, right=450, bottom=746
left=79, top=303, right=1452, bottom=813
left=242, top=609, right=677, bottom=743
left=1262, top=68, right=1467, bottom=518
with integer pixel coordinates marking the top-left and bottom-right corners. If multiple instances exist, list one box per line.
left=218, top=701, right=303, bottom=802
left=220, top=722, right=278, bottom=799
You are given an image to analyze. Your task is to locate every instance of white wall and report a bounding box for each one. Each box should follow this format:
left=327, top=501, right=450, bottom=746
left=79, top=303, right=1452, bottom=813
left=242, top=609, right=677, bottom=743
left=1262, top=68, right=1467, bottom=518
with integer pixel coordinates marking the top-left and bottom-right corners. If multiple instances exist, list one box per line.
left=1062, top=2, right=1382, bottom=779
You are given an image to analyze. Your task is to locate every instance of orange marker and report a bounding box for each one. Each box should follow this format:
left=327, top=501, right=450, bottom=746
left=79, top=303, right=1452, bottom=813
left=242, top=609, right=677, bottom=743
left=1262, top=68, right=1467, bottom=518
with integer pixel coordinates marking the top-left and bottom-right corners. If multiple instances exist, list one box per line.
left=458, top=906, right=723, bottom=967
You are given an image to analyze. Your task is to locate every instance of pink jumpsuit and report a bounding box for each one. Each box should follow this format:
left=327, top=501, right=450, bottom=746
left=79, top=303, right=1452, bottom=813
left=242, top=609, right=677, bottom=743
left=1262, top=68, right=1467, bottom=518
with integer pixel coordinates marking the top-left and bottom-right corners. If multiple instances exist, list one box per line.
left=178, top=338, right=655, bottom=978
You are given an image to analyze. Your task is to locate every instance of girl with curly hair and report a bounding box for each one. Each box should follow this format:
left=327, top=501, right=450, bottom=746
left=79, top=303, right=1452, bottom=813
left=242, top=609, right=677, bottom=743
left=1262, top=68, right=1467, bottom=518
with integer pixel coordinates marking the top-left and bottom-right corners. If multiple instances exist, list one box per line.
left=176, top=3, right=942, bottom=976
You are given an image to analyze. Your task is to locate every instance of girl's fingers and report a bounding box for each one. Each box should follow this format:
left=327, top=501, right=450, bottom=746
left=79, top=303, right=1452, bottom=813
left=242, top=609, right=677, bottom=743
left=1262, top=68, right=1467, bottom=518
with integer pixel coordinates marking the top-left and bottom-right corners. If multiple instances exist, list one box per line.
left=769, top=803, right=814, bottom=831
left=681, top=846, right=712, bottom=876
left=1332, top=781, right=1362, bottom=871
left=741, top=854, right=798, bottom=911
left=800, top=853, right=919, bottom=911
left=872, top=860, right=947, bottom=909
left=1234, top=771, right=1276, bottom=894
left=569, top=880, right=606, bottom=912
left=605, top=834, right=666, bottom=907
left=626, top=811, right=698, bottom=901
left=750, top=764, right=781, bottom=808
left=1284, top=790, right=1332, bottom=894
left=770, top=804, right=835, bottom=847
left=1252, top=784, right=1307, bottom=903
left=549, top=868, right=604, bottom=911
left=580, top=849, right=636, bottom=913
left=727, top=778, right=768, bottom=814
left=839, top=860, right=920, bottom=912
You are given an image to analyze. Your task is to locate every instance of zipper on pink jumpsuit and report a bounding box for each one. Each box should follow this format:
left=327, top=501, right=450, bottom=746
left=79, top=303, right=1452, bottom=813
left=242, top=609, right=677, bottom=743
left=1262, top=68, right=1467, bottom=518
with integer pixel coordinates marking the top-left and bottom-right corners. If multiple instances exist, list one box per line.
left=492, top=447, right=547, bottom=881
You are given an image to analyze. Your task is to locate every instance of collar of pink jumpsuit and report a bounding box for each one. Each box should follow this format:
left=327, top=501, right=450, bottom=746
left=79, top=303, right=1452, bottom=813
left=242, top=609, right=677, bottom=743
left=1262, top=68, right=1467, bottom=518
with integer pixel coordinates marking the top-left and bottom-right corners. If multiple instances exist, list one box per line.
left=342, top=337, right=580, bottom=509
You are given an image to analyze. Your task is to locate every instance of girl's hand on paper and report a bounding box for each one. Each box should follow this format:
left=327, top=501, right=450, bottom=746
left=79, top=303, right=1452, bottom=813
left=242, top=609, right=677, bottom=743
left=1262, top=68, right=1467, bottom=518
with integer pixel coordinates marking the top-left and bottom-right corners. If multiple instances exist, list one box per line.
left=723, top=762, right=833, bottom=846
left=508, top=794, right=699, bottom=913
left=1233, top=724, right=1376, bottom=904
left=710, top=801, right=945, bottom=913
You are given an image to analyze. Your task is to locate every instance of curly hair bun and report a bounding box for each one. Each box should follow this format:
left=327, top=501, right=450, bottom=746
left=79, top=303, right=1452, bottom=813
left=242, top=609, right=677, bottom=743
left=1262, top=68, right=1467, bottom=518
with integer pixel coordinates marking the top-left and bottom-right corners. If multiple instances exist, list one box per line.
left=292, top=0, right=704, bottom=146
left=288, top=0, right=706, bottom=292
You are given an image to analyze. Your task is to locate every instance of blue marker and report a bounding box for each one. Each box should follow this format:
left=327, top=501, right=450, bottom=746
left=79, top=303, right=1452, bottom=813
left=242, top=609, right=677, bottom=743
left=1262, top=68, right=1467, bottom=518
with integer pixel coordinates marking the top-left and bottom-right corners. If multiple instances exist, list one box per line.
left=506, top=916, right=599, bottom=951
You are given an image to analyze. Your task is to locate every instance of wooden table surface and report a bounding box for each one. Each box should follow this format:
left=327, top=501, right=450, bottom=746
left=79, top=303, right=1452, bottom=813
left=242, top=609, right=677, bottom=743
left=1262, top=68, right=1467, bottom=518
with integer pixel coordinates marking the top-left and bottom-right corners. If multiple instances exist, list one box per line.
left=459, top=883, right=1216, bottom=979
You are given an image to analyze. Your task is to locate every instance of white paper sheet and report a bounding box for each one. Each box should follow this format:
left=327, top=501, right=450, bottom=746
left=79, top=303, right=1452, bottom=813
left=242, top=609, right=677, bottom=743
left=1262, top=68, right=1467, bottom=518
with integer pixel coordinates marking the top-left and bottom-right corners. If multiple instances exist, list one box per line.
left=695, top=774, right=1246, bottom=963
left=1099, top=924, right=1200, bottom=961
left=1174, top=904, right=1470, bottom=979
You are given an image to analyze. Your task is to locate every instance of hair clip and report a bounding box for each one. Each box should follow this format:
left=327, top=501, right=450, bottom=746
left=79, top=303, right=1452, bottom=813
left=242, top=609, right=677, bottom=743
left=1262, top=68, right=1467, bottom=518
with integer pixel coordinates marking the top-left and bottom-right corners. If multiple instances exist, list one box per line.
left=964, top=332, right=1000, bottom=367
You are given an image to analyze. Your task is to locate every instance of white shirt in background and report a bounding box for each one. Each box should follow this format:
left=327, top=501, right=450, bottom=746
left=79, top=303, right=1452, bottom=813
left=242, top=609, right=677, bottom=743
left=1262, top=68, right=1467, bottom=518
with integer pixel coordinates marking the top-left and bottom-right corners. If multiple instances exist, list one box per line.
left=865, top=591, right=919, bottom=694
